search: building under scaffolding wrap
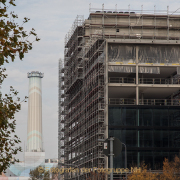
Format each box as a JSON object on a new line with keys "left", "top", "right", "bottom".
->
{"left": 59, "top": 7, "right": 180, "bottom": 179}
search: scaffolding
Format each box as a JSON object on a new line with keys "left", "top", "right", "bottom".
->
{"left": 60, "top": 13, "right": 107, "bottom": 179}
{"left": 58, "top": 58, "right": 64, "bottom": 180}
{"left": 59, "top": 8, "right": 180, "bottom": 180}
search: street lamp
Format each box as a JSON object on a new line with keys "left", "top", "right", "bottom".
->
{"left": 98, "top": 137, "right": 122, "bottom": 180}
{"left": 122, "top": 142, "right": 127, "bottom": 180}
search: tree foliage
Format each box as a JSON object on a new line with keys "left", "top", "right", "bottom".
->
{"left": 86, "top": 171, "right": 106, "bottom": 180}
{"left": 0, "top": 0, "right": 40, "bottom": 65}
{"left": 128, "top": 156, "right": 180, "bottom": 180}
{"left": 127, "top": 162, "right": 159, "bottom": 180}
{"left": 29, "top": 166, "right": 50, "bottom": 180}
{"left": 0, "top": 85, "right": 24, "bottom": 173}
{"left": 160, "top": 156, "right": 180, "bottom": 180}
{"left": 0, "top": 0, "right": 39, "bottom": 173}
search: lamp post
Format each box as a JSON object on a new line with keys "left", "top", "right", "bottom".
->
{"left": 109, "top": 137, "right": 114, "bottom": 180}
{"left": 99, "top": 137, "right": 122, "bottom": 180}
{"left": 122, "top": 142, "right": 127, "bottom": 180}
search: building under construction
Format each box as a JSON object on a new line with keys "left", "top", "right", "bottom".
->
{"left": 59, "top": 7, "right": 180, "bottom": 179}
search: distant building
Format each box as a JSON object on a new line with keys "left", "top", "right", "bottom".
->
{"left": 27, "top": 71, "right": 44, "bottom": 152}
{"left": 59, "top": 8, "right": 180, "bottom": 179}
{"left": 1, "top": 71, "right": 53, "bottom": 179}
{"left": 1, "top": 159, "right": 58, "bottom": 179}
{"left": 24, "top": 71, "right": 45, "bottom": 176}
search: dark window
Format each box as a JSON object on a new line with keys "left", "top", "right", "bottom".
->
{"left": 108, "top": 106, "right": 180, "bottom": 169}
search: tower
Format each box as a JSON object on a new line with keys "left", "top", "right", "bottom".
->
{"left": 27, "top": 71, "right": 44, "bottom": 152}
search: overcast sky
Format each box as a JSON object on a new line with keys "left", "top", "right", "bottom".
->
{"left": 1, "top": 0, "right": 179, "bottom": 161}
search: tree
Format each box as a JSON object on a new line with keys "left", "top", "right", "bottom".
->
{"left": 127, "top": 156, "right": 180, "bottom": 180}
{"left": 127, "top": 162, "right": 159, "bottom": 180}
{"left": 50, "top": 166, "right": 59, "bottom": 180}
{"left": 0, "top": 0, "right": 39, "bottom": 173}
{"left": 86, "top": 171, "right": 106, "bottom": 180}
{"left": 160, "top": 155, "right": 180, "bottom": 180}
{"left": 29, "top": 166, "right": 50, "bottom": 180}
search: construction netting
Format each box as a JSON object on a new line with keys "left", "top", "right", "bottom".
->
{"left": 108, "top": 44, "right": 180, "bottom": 64}
{"left": 108, "top": 66, "right": 160, "bottom": 74}
{"left": 108, "top": 44, "right": 136, "bottom": 63}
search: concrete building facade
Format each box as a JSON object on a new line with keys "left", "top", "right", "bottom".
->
{"left": 59, "top": 8, "right": 180, "bottom": 179}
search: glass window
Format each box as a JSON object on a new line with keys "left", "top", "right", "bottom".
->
{"left": 153, "top": 109, "right": 168, "bottom": 126}
{"left": 108, "top": 106, "right": 180, "bottom": 169}
{"left": 139, "top": 130, "right": 153, "bottom": 147}
{"left": 169, "top": 109, "right": 180, "bottom": 127}
{"left": 169, "top": 131, "right": 180, "bottom": 147}
{"left": 109, "top": 107, "right": 121, "bottom": 125}
{"left": 139, "top": 108, "right": 153, "bottom": 126}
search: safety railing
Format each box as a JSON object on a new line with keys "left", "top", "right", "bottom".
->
{"left": 109, "top": 98, "right": 180, "bottom": 106}
{"left": 109, "top": 77, "right": 135, "bottom": 83}
{"left": 139, "top": 78, "right": 180, "bottom": 85}
{"left": 109, "top": 98, "right": 136, "bottom": 105}
{"left": 108, "top": 77, "right": 180, "bottom": 85}
{"left": 139, "top": 99, "right": 180, "bottom": 106}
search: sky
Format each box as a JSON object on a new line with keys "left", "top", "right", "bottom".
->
{"left": 1, "top": 0, "right": 179, "bottom": 161}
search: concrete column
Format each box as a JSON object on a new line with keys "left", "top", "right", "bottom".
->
{"left": 135, "top": 46, "right": 140, "bottom": 166}
{"left": 102, "top": 5, "right": 104, "bottom": 37}
{"left": 105, "top": 41, "right": 108, "bottom": 172}
{"left": 136, "top": 46, "right": 139, "bottom": 105}
{"left": 167, "top": 6, "right": 169, "bottom": 40}
{"left": 141, "top": 93, "right": 144, "bottom": 105}
{"left": 137, "top": 110, "right": 140, "bottom": 167}
{"left": 171, "top": 75, "right": 173, "bottom": 84}
{"left": 171, "top": 94, "right": 173, "bottom": 106}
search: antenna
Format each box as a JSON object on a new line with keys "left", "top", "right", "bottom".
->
{"left": 102, "top": 3, "right": 104, "bottom": 11}
{"left": 167, "top": 5, "right": 169, "bottom": 15}
{"left": 141, "top": 5, "right": 143, "bottom": 14}
{"left": 89, "top": 3, "right": 91, "bottom": 13}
